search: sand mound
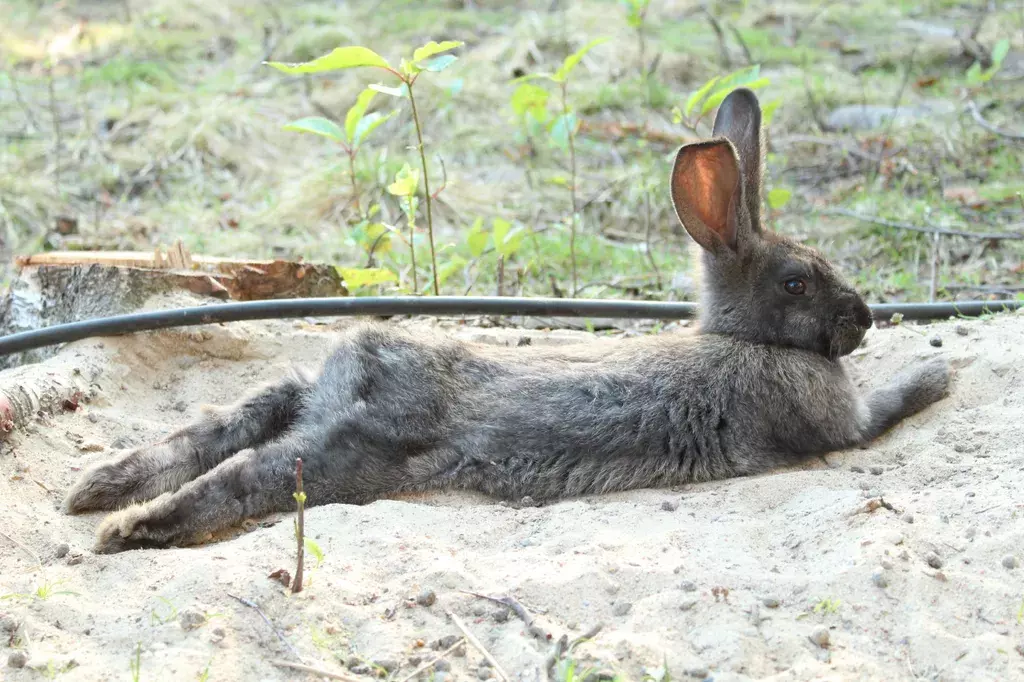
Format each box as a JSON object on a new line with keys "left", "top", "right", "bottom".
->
{"left": 1, "top": 311, "right": 1022, "bottom": 681}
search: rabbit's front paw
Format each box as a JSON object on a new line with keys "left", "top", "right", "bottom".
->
{"left": 64, "top": 459, "right": 137, "bottom": 514}
{"left": 902, "top": 357, "right": 950, "bottom": 413}
{"left": 93, "top": 503, "right": 157, "bottom": 554}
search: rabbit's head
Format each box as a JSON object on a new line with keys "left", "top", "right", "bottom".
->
{"left": 670, "top": 88, "right": 872, "bottom": 360}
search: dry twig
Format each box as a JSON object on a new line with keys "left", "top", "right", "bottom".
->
{"left": 966, "top": 101, "right": 1024, "bottom": 141}
{"left": 396, "top": 637, "right": 467, "bottom": 682}
{"left": 446, "top": 610, "right": 510, "bottom": 681}
{"left": 270, "top": 660, "right": 361, "bottom": 681}
{"left": 822, "top": 208, "right": 1024, "bottom": 241}
{"left": 226, "top": 593, "right": 302, "bottom": 660}
{"left": 292, "top": 457, "right": 305, "bottom": 594}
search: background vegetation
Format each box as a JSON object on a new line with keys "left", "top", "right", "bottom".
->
{"left": 1, "top": 0, "right": 1021, "bottom": 304}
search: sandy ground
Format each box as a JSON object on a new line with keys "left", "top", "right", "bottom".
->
{"left": 0, "top": 307, "right": 1022, "bottom": 682}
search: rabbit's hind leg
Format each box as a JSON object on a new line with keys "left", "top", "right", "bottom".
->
{"left": 92, "top": 430, "right": 325, "bottom": 553}
{"left": 64, "top": 370, "right": 312, "bottom": 514}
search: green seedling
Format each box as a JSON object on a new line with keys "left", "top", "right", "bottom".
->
{"left": 267, "top": 40, "right": 465, "bottom": 296}
{"left": 966, "top": 39, "right": 1009, "bottom": 86}
{"left": 282, "top": 87, "right": 398, "bottom": 217}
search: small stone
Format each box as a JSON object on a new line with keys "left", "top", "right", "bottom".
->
{"left": 433, "top": 659, "right": 451, "bottom": 672}
{"left": 209, "top": 627, "right": 226, "bottom": 644}
{"left": 679, "top": 598, "right": 698, "bottom": 611}
{"left": 954, "top": 324, "right": 968, "bottom": 336}
{"left": 7, "top": 651, "right": 28, "bottom": 668}
{"left": 0, "top": 614, "right": 19, "bottom": 636}
{"left": 178, "top": 608, "right": 206, "bottom": 631}
{"left": 850, "top": 466, "right": 865, "bottom": 473}
{"left": 679, "top": 580, "right": 697, "bottom": 592}
{"left": 685, "top": 665, "right": 709, "bottom": 678}
{"left": 86, "top": 413, "right": 99, "bottom": 423}
{"left": 433, "top": 635, "right": 460, "bottom": 650}
{"left": 492, "top": 608, "right": 509, "bottom": 623}
{"left": 810, "top": 627, "right": 831, "bottom": 648}
{"left": 350, "top": 664, "right": 372, "bottom": 675}
{"left": 880, "top": 559, "right": 894, "bottom": 570}
{"left": 902, "top": 513, "right": 915, "bottom": 524}
{"left": 519, "top": 496, "right": 537, "bottom": 507}
{"left": 612, "top": 602, "right": 632, "bottom": 617}
{"left": 660, "top": 500, "right": 678, "bottom": 512}
{"left": 66, "top": 552, "right": 84, "bottom": 566}
{"left": 1001, "top": 555, "right": 1019, "bottom": 570}
{"left": 925, "top": 552, "right": 943, "bottom": 569}
{"left": 78, "top": 440, "right": 105, "bottom": 452}
{"left": 54, "top": 543, "right": 70, "bottom": 559}
{"left": 871, "top": 569, "right": 889, "bottom": 588}
{"left": 374, "top": 659, "right": 399, "bottom": 673}
{"left": 172, "top": 401, "right": 188, "bottom": 413}
{"left": 869, "top": 466, "right": 884, "bottom": 475}
{"left": 478, "top": 666, "right": 494, "bottom": 680}
{"left": 761, "top": 597, "right": 780, "bottom": 608}
{"left": 929, "top": 335, "right": 943, "bottom": 348}
{"left": 416, "top": 589, "right": 436, "bottom": 607}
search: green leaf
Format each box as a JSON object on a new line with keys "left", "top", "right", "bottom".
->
{"left": 700, "top": 74, "right": 769, "bottom": 116}
{"left": 292, "top": 491, "right": 307, "bottom": 504}
{"left": 767, "top": 188, "right": 792, "bottom": 210}
{"left": 387, "top": 164, "right": 419, "bottom": 197}
{"left": 352, "top": 109, "right": 398, "bottom": 146}
{"left": 549, "top": 111, "right": 578, "bottom": 150}
{"left": 419, "top": 54, "right": 458, "bottom": 72}
{"left": 303, "top": 538, "right": 325, "bottom": 567}
{"left": 511, "top": 83, "right": 550, "bottom": 120}
{"left": 344, "top": 88, "right": 377, "bottom": 142}
{"left": 761, "top": 98, "right": 782, "bottom": 126}
{"left": 466, "top": 218, "right": 489, "bottom": 257}
{"left": 356, "top": 222, "right": 393, "bottom": 255}
{"left": 553, "top": 37, "right": 609, "bottom": 83}
{"left": 684, "top": 76, "right": 719, "bottom": 117}
{"left": 492, "top": 217, "right": 512, "bottom": 249}
{"left": 412, "top": 40, "right": 463, "bottom": 64}
{"left": 266, "top": 46, "right": 390, "bottom": 74}
{"left": 282, "top": 116, "right": 345, "bottom": 143}
{"left": 336, "top": 267, "right": 398, "bottom": 289}
{"left": 990, "top": 39, "right": 1010, "bottom": 68}
{"left": 498, "top": 226, "right": 526, "bottom": 257}
{"left": 436, "top": 255, "right": 467, "bottom": 287}
{"left": 369, "top": 82, "right": 407, "bottom": 97}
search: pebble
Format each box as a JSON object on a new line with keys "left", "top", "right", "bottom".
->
{"left": 612, "top": 602, "right": 632, "bottom": 617}
{"left": 762, "top": 596, "right": 780, "bottom": 608}
{"left": 679, "top": 598, "right": 698, "bottom": 611}
{"left": 66, "top": 552, "right": 84, "bottom": 566}
{"left": 869, "top": 466, "right": 884, "bottom": 475}
{"left": 660, "top": 500, "right": 678, "bottom": 512}
{"left": 433, "top": 659, "right": 452, "bottom": 672}
{"left": 1001, "top": 555, "right": 1019, "bottom": 570}
{"left": 680, "top": 580, "right": 697, "bottom": 592}
{"left": 416, "top": 589, "right": 437, "bottom": 607}
{"left": 850, "top": 465, "right": 865, "bottom": 473}
{"left": 954, "top": 324, "right": 968, "bottom": 336}
{"left": 209, "top": 627, "right": 226, "bottom": 644}
{"left": 433, "top": 635, "right": 460, "bottom": 650}
{"left": 685, "top": 665, "right": 710, "bottom": 678}
{"left": 929, "top": 335, "right": 943, "bottom": 348}
{"left": 78, "top": 440, "right": 105, "bottom": 452}
{"left": 478, "top": 666, "right": 494, "bottom": 680}
{"left": 173, "top": 401, "right": 188, "bottom": 413}
{"left": 54, "top": 543, "right": 70, "bottom": 559}
{"left": 178, "top": 608, "right": 206, "bottom": 631}
{"left": 810, "top": 627, "right": 831, "bottom": 648}
{"left": 7, "top": 651, "right": 28, "bottom": 669}
{"left": 925, "top": 552, "right": 943, "bottom": 569}
{"left": 0, "top": 614, "right": 19, "bottom": 636}
{"left": 871, "top": 569, "right": 889, "bottom": 588}
{"left": 902, "top": 513, "right": 915, "bottom": 524}
{"left": 492, "top": 608, "right": 509, "bottom": 623}
{"left": 86, "top": 413, "right": 99, "bottom": 423}
{"left": 374, "top": 659, "right": 398, "bottom": 673}
{"left": 880, "top": 559, "right": 894, "bottom": 570}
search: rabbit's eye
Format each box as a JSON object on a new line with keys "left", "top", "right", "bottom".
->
{"left": 783, "top": 278, "right": 807, "bottom": 295}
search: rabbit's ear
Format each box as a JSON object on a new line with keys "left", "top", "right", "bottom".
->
{"left": 712, "top": 88, "right": 763, "bottom": 230}
{"left": 670, "top": 139, "right": 742, "bottom": 252}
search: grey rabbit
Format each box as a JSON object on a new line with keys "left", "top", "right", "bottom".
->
{"left": 63, "top": 88, "right": 950, "bottom": 554}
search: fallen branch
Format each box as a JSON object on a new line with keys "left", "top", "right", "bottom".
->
{"left": 459, "top": 590, "right": 549, "bottom": 639}
{"left": 270, "top": 660, "right": 361, "bottom": 681}
{"left": 578, "top": 119, "right": 694, "bottom": 148}
{"left": 821, "top": 208, "right": 1024, "bottom": 241}
{"left": 445, "top": 610, "right": 510, "bottom": 681}
{"left": 395, "top": 637, "right": 467, "bottom": 682}
{"left": 966, "top": 101, "right": 1024, "bottom": 141}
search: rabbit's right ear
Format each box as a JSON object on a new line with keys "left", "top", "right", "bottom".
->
{"left": 670, "top": 139, "right": 743, "bottom": 253}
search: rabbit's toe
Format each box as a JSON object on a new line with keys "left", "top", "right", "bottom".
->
{"left": 906, "top": 357, "right": 951, "bottom": 410}
{"left": 64, "top": 462, "right": 133, "bottom": 514}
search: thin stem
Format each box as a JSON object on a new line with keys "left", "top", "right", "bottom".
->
{"left": 291, "top": 458, "right": 305, "bottom": 594}
{"left": 48, "top": 65, "right": 62, "bottom": 200}
{"left": 561, "top": 81, "right": 579, "bottom": 297}
{"left": 347, "top": 149, "right": 360, "bottom": 216}
{"left": 406, "top": 197, "right": 419, "bottom": 292}
{"left": 406, "top": 83, "right": 439, "bottom": 296}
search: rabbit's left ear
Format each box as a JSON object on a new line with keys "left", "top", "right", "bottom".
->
{"left": 670, "top": 139, "right": 743, "bottom": 254}
{"left": 711, "top": 88, "right": 764, "bottom": 234}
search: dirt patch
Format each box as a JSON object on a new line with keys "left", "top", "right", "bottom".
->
{"left": 1, "top": 312, "right": 1022, "bottom": 680}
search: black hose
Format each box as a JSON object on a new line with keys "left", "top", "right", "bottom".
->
{"left": 0, "top": 296, "right": 1018, "bottom": 358}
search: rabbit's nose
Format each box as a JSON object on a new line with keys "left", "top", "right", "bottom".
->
{"left": 853, "top": 299, "right": 873, "bottom": 329}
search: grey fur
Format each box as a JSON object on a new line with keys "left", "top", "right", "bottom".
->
{"left": 63, "top": 89, "right": 950, "bottom": 553}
